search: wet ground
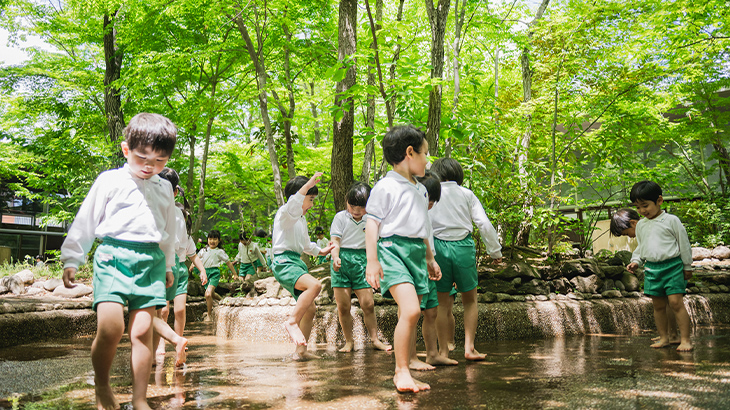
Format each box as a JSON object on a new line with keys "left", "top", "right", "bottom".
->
{"left": 1, "top": 323, "right": 730, "bottom": 409}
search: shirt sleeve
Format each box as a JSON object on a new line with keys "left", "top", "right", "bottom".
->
{"left": 281, "top": 193, "right": 305, "bottom": 228}
{"left": 186, "top": 237, "right": 197, "bottom": 257}
{"left": 672, "top": 216, "right": 693, "bottom": 270}
{"left": 303, "top": 241, "right": 320, "bottom": 256}
{"left": 60, "top": 174, "right": 110, "bottom": 269}
{"left": 254, "top": 245, "right": 267, "bottom": 267}
{"left": 218, "top": 248, "right": 230, "bottom": 263}
{"left": 366, "top": 182, "right": 392, "bottom": 223}
{"left": 234, "top": 243, "right": 244, "bottom": 263}
{"left": 469, "top": 190, "right": 502, "bottom": 259}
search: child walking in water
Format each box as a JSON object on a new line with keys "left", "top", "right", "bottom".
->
{"left": 366, "top": 125, "right": 441, "bottom": 393}
{"left": 235, "top": 230, "right": 267, "bottom": 281}
{"left": 429, "top": 158, "right": 502, "bottom": 361}
{"left": 192, "top": 230, "right": 237, "bottom": 322}
{"left": 271, "top": 173, "right": 334, "bottom": 360}
{"left": 625, "top": 181, "right": 694, "bottom": 351}
{"left": 60, "top": 113, "right": 178, "bottom": 410}
{"left": 330, "top": 182, "right": 391, "bottom": 353}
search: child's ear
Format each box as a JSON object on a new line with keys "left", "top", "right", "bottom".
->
{"left": 630, "top": 220, "right": 638, "bottom": 228}
{"left": 405, "top": 146, "right": 414, "bottom": 157}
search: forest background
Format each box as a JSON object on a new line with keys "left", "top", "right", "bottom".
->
{"left": 0, "top": 0, "right": 729, "bottom": 260}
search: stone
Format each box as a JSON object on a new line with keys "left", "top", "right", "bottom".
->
{"left": 711, "top": 246, "right": 730, "bottom": 260}
{"left": 570, "top": 274, "right": 604, "bottom": 294}
{"left": 257, "top": 298, "right": 268, "bottom": 306}
{"left": 615, "top": 280, "right": 626, "bottom": 291}
{"left": 478, "top": 278, "right": 517, "bottom": 294}
{"left": 279, "top": 288, "right": 292, "bottom": 299}
{"left": 187, "top": 281, "right": 204, "bottom": 297}
{"left": 25, "top": 287, "right": 44, "bottom": 296}
{"left": 31, "top": 281, "right": 45, "bottom": 289}
{"left": 263, "top": 279, "right": 281, "bottom": 298}
{"left": 373, "top": 293, "right": 385, "bottom": 305}
{"left": 690, "top": 287, "right": 700, "bottom": 294}
{"left": 517, "top": 279, "right": 549, "bottom": 295}
{"left": 698, "top": 287, "right": 711, "bottom": 294}
{"left": 478, "top": 292, "right": 496, "bottom": 303}
{"left": 280, "top": 297, "right": 292, "bottom": 306}
{"left": 267, "top": 298, "right": 279, "bottom": 306}
{"left": 242, "top": 298, "right": 253, "bottom": 306}
{"left": 254, "top": 276, "right": 277, "bottom": 294}
{"left": 512, "top": 295, "right": 526, "bottom": 302}
{"left": 603, "top": 279, "right": 615, "bottom": 293}
{"left": 601, "top": 290, "right": 623, "bottom": 298}
{"left": 524, "top": 295, "right": 536, "bottom": 301}
{"left": 602, "top": 265, "right": 627, "bottom": 279}
{"left": 620, "top": 291, "right": 629, "bottom": 297}
{"left": 591, "top": 294, "right": 604, "bottom": 299}
{"left": 626, "top": 291, "right": 642, "bottom": 298}
{"left": 14, "top": 269, "right": 34, "bottom": 284}
{"left": 314, "top": 296, "right": 331, "bottom": 305}
{"left": 692, "top": 247, "right": 712, "bottom": 261}
{"left": 52, "top": 283, "right": 92, "bottom": 298}
{"left": 567, "top": 293, "right": 583, "bottom": 300}
{"left": 454, "top": 293, "right": 463, "bottom": 305}
{"left": 1, "top": 275, "right": 25, "bottom": 295}
{"left": 290, "top": 298, "right": 296, "bottom": 306}
{"left": 559, "top": 261, "right": 585, "bottom": 279}
{"left": 620, "top": 272, "right": 641, "bottom": 292}
{"left": 709, "top": 286, "right": 721, "bottom": 293}
{"left": 494, "top": 262, "right": 540, "bottom": 281}
{"left": 234, "top": 299, "right": 244, "bottom": 307}
{"left": 0, "top": 285, "right": 7, "bottom": 295}
{"left": 535, "top": 295, "right": 549, "bottom": 301}
{"left": 320, "top": 276, "right": 332, "bottom": 299}
{"left": 495, "top": 293, "right": 514, "bottom": 302}
{"left": 719, "top": 285, "right": 729, "bottom": 293}
{"left": 549, "top": 278, "right": 571, "bottom": 294}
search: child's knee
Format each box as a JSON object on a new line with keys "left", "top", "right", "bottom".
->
{"left": 359, "top": 297, "right": 374, "bottom": 311}
{"left": 310, "top": 280, "right": 322, "bottom": 294}
{"left": 337, "top": 301, "right": 351, "bottom": 314}
{"left": 423, "top": 308, "right": 437, "bottom": 322}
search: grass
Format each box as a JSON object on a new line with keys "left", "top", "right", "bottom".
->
{"left": 0, "top": 261, "right": 92, "bottom": 282}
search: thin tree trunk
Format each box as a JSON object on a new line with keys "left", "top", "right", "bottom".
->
{"left": 446, "top": 0, "right": 467, "bottom": 158}
{"left": 425, "top": 0, "right": 451, "bottom": 156}
{"left": 185, "top": 124, "right": 197, "bottom": 204}
{"left": 332, "top": 0, "right": 357, "bottom": 212}
{"left": 193, "top": 84, "right": 217, "bottom": 234}
{"left": 309, "top": 82, "right": 322, "bottom": 147}
{"left": 103, "top": 11, "right": 125, "bottom": 164}
{"left": 361, "top": 0, "right": 382, "bottom": 183}
{"left": 277, "top": 23, "right": 296, "bottom": 180}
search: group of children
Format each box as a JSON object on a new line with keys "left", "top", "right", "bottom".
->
{"left": 59, "top": 113, "right": 697, "bottom": 406}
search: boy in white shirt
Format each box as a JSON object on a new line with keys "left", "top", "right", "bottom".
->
{"left": 315, "top": 226, "right": 330, "bottom": 264}
{"left": 235, "top": 230, "right": 267, "bottom": 280}
{"left": 271, "top": 173, "right": 334, "bottom": 360}
{"left": 366, "top": 125, "right": 441, "bottom": 393}
{"left": 626, "top": 181, "right": 693, "bottom": 351}
{"left": 60, "top": 113, "right": 178, "bottom": 410}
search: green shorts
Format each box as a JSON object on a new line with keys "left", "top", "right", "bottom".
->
{"left": 92, "top": 237, "right": 166, "bottom": 312}
{"left": 164, "top": 254, "right": 181, "bottom": 302}
{"left": 643, "top": 256, "right": 687, "bottom": 297}
{"left": 205, "top": 267, "right": 221, "bottom": 288}
{"left": 434, "top": 235, "right": 478, "bottom": 293}
{"left": 331, "top": 248, "right": 370, "bottom": 290}
{"left": 420, "top": 280, "right": 439, "bottom": 310}
{"left": 272, "top": 251, "right": 307, "bottom": 300}
{"left": 253, "top": 259, "right": 263, "bottom": 268}
{"left": 450, "top": 286, "right": 458, "bottom": 297}
{"left": 239, "top": 262, "right": 256, "bottom": 278}
{"left": 378, "top": 236, "right": 428, "bottom": 299}
{"left": 176, "top": 260, "right": 188, "bottom": 297}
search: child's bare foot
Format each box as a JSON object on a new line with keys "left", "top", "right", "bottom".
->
{"left": 175, "top": 337, "right": 188, "bottom": 367}
{"left": 465, "top": 349, "right": 487, "bottom": 361}
{"left": 411, "top": 378, "right": 431, "bottom": 391}
{"left": 95, "top": 384, "right": 120, "bottom": 410}
{"left": 676, "top": 341, "right": 693, "bottom": 352}
{"left": 293, "top": 351, "right": 321, "bottom": 361}
{"left": 202, "top": 312, "right": 211, "bottom": 322}
{"left": 448, "top": 342, "right": 456, "bottom": 351}
{"left": 650, "top": 339, "right": 671, "bottom": 348}
{"left": 393, "top": 370, "right": 420, "bottom": 393}
{"left": 409, "top": 358, "right": 435, "bottom": 371}
{"left": 669, "top": 336, "right": 681, "bottom": 344}
{"left": 130, "top": 401, "right": 152, "bottom": 410}
{"left": 371, "top": 339, "right": 392, "bottom": 351}
{"left": 283, "top": 322, "right": 307, "bottom": 345}
{"left": 427, "top": 355, "right": 459, "bottom": 366}
{"left": 338, "top": 342, "right": 354, "bottom": 353}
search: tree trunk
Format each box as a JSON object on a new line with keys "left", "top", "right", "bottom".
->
{"left": 425, "top": 0, "right": 451, "bottom": 157}
{"left": 193, "top": 84, "right": 217, "bottom": 235}
{"left": 331, "top": 0, "right": 357, "bottom": 212}
{"left": 361, "top": 0, "right": 382, "bottom": 184}
{"left": 278, "top": 24, "right": 297, "bottom": 180}
{"left": 446, "top": 0, "right": 467, "bottom": 158}
{"left": 309, "top": 82, "right": 322, "bottom": 147}
{"left": 103, "top": 11, "right": 125, "bottom": 163}
{"left": 185, "top": 123, "right": 197, "bottom": 205}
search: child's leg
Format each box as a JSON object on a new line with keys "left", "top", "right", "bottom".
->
{"left": 650, "top": 296, "right": 671, "bottom": 348}
{"left": 423, "top": 307, "right": 458, "bottom": 366}
{"left": 448, "top": 295, "right": 456, "bottom": 351}
{"left": 353, "top": 288, "right": 392, "bottom": 351}
{"left": 285, "top": 274, "right": 322, "bottom": 346}
{"left": 462, "top": 288, "right": 485, "bottom": 360}
{"left": 389, "top": 283, "right": 428, "bottom": 393}
{"left": 294, "top": 302, "right": 321, "bottom": 360}
{"left": 154, "top": 302, "right": 170, "bottom": 354}
{"left": 204, "top": 285, "right": 215, "bottom": 320}
{"left": 667, "top": 294, "right": 693, "bottom": 351}
{"left": 173, "top": 293, "right": 187, "bottom": 337}
{"left": 128, "top": 306, "right": 156, "bottom": 410}
{"left": 436, "top": 291, "right": 454, "bottom": 357}
{"left": 667, "top": 305, "right": 680, "bottom": 342}
{"left": 91, "top": 302, "right": 124, "bottom": 410}
{"left": 152, "top": 316, "right": 188, "bottom": 366}
{"left": 334, "top": 287, "right": 355, "bottom": 352}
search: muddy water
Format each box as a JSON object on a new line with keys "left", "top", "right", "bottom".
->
{"left": 2, "top": 322, "right": 730, "bottom": 409}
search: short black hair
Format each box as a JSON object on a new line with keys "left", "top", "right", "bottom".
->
{"left": 430, "top": 158, "right": 464, "bottom": 185}
{"left": 285, "top": 175, "right": 319, "bottom": 199}
{"left": 382, "top": 125, "right": 427, "bottom": 166}
{"left": 314, "top": 226, "right": 324, "bottom": 234}
{"left": 124, "top": 113, "right": 177, "bottom": 156}
{"left": 630, "top": 180, "right": 662, "bottom": 204}
{"left": 158, "top": 167, "right": 179, "bottom": 192}
{"left": 254, "top": 228, "right": 268, "bottom": 238}
{"left": 207, "top": 229, "right": 223, "bottom": 245}
{"left": 610, "top": 208, "right": 641, "bottom": 236}
{"left": 240, "top": 230, "right": 250, "bottom": 241}
{"left": 346, "top": 182, "right": 371, "bottom": 207}
{"left": 416, "top": 170, "right": 441, "bottom": 202}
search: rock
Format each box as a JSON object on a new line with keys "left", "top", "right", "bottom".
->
{"left": 373, "top": 293, "right": 385, "bottom": 305}
{"left": 517, "top": 279, "right": 549, "bottom": 295}
{"left": 455, "top": 293, "right": 462, "bottom": 305}
{"left": 692, "top": 247, "right": 712, "bottom": 261}
{"left": 495, "top": 293, "right": 514, "bottom": 302}
{"left": 25, "top": 287, "right": 44, "bottom": 296}
{"left": 257, "top": 298, "right": 268, "bottom": 306}
{"left": 535, "top": 295, "right": 549, "bottom": 301}
{"left": 615, "top": 280, "right": 626, "bottom": 291}
{"left": 320, "top": 276, "right": 332, "bottom": 299}
{"left": 43, "top": 278, "right": 64, "bottom": 291}
{"left": 0, "top": 275, "right": 24, "bottom": 295}
{"left": 290, "top": 298, "right": 296, "bottom": 306}
{"left": 280, "top": 297, "right": 292, "bottom": 306}
{"left": 267, "top": 298, "right": 279, "bottom": 306}
{"left": 590, "top": 294, "right": 604, "bottom": 299}
{"left": 620, "top": 272, "right": 641, "bottom": 292}
{"left": 479, "top": 292, "right": 496, "bottom": 303}
{"left": 569, "top": 275, "right": 604, "bottom": 294}
{"left": 279, "top": 288, "right": 292, "bottom": 298}
{"left": 187, "top": 281, "right": 204, "bottom": 297}
{"left": 708, "top": 285, "right": 721, "bottom": 293}
{"left": 698, "top": 287, "right": 711, "bottom": 293}
{"left": 512, "top": 295, "right": 526, "bottom": 302}
{"left": 494, "top": 262, "right": 540, "bottom": 281}
{"left": 626, "top": 291, "right": 642, "bottom": 298}
{"left": 602, "top": 265, "right": 627, "bottom": 279}
{"left": 620, "top": 291, "right": 629, "bottom": 297}
{"left": 711, "top": 246, "right": 730, "bottom": 260}
{"left": 524, "top": 295, "right": 536, "bottom": 301}
{"left": 690, "top": 287, "right": 700, "bottom": 294}
{"left": 601, "top": 290, "right": 623, "bottom": 298}
{"left": 478, "top": 278, "right": 517, "bottom": 294}
{"left": 603, "top": 279, "right": 615, "bottom": 293}
{"left": 719, "top": 285, "right": 729, "bottom": 293}
{"left": 14, "top": 269, "right": 34, "bottom": 284}
{"left": 314, "top": 296, "right": 331, "bottom": 305}
{"left": 254, "top": 276, "right": 277, "bottom": 294}
{"left": 511, "top": 278, "right": 522, "bottom": 287}
{"left": 567, "top": 292, "right": 583, "bottom": 300}
{"left": 242, "top": 298, "right": 253, "bottom": 306}
{"left": 52, "top": 283, "right": 92, "bottom": 298}
{"left": 549, "top": 278, "right": 572, "bottom": 294}
{"left": 0, "top": 285, "right": 7, "bottom": 295}
{"left": 263, "top": 279, "right": 281, "bottom": 298}
{"left": 559, "top": 261, "right": 585, "bottom": 279}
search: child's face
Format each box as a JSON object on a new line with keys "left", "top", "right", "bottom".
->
{"left": 121, "top": 142, "right": 170, "bottom": 180}
{"left": 621, "top": 220, "right": 638, "bottom": 238}
{"left": 407, "top": 140, "right": 430, "bottom": 178}
{"left": 347, "top": 203, "right": 366, "bottom": 220}
{"left": 208, "top": 237, "right": 220, "bottom": 248}
{"left": 316, "top": 233, "right": 324, "bottom": 239}
{"left": 635, "top": 197, "right": 663, "bottom": 220}
{"left": 240, "top": 238, "right": 250, "bottom": 245}
{"left": 428, "top": 200, "right": 436, "bottom": 210}
{"left": 302, "top": 194, "right": 316, "bottom": 214}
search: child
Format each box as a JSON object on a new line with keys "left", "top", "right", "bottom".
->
{"left": 235, "top": 230, "right": 267, "bottom": 280}
{"left": 60, "top": 112, "right": 178, "bottom": 410}
{"left": 271, "top": 173, "right": 334, "bottom": 360}
{"left": 625, "top": 181, "right": 693, "bottom": 351}
{"left": 365, "top": 125, "right": 441, "bottom": 393}
{"left": 330, "top": 182, "right": 391, "bottom": 353}
{"left": 256, "top": 229, "right": 273, "bottom": 269}
{"left": 315, "top": 226, "right": 330, "bottom": 264}
{"left": 611, "top": 208, "right": 680, "bottom": 345}
{"left": 429, "top": 157, "right": 502, "bottom": 361}
{"left": 192, "top": 230, "right": 237, "bottom": 322}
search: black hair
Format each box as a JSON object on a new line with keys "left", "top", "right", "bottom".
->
{"left": 416, "top": 170, "right": 441, "bottom": 202}
{"left": 254, "top": 229, "right": 268, "bottom": 238}
{"left": 346, "top": 182, "right": 371, "bottom": 207}
{"left": 382, "top": 125, "right": 427, "bottom": 166}
{"left": 314, "top": 226, "right": 325, "bottom": 235}
{"left": 240, "top": 230, "right": 250, "bottom": 241}
{"left": 629, "top": 180, "right": 662, "bottom": 204}
{"left": 159, "top": 167, "right": 192, "bottom": 221}
{"left": 430, "top": 157, "right": 464, "bottom": 186}
{"left": 123, "top": 113, "right": 177, "bottom": 156}
{"left": 207, "top": 229, "right": 223, "bottom": 247}
{"left": 180, "top": 207, "right": 192, "bottom": 236}
{"left": 610, "top": 208, "right": 641, "bottom": 237}
{"left": 284, "top": 175, "right": 319, "bottom": 199}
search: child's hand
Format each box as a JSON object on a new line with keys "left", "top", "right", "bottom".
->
{"left": 201, "top": 272, "right": 208, "bottom": 286}
{"left": 684, "top": 270, "right": 693, "bottom": 280}
{"left": 333, "top": 257, "right": 342, "bottom": 271}
{"left": 319, "top": 243, "right": 335, "bottom": 256}
{"left": 493, "top": 257, "right": 503, "bottom": 264}
{"left": 427, "top": 260, "right": 442, "bottom": 281}
{"left": 62, "top": 267, "right": 77, "bottom": 288}
{"left": 305, "top": 172, "right": 324, "bottom": 190}
{"left": 166, "top": 270, "right": 175, "bottom": 288}
{"left": 366, "top": 261, "right": 384, "bottom": 290}
{"left": 627, "top": 262, "right": 638, "bottom": 272}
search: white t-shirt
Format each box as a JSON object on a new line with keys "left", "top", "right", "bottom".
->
{"left": 235, "top": 241, "right": 267, "bottom": 266}
{"left": 367, "top": 171, "right": 430, "bottom": 239}
{"left": 330, "top": 210, "right": 367, "bottom": 249}
{"left": 174, "top": 207, "right": 189, "bottom": 260}
{"left": 198, "top": 247, "right": 230, "bottom": 269}
{"left": 185, "top": 237, "right": 197, "bottom": 258}
{"left": 61, "top": 164, "right": 177, "bottom": 271}
{"left": 272, "top": 193, "right": 320, "bottom": 256}
{"left": 630, "top": 211, "right": 693, "bottom": 270}
{"left": 430, "top": 181, "right": 502, "bottom": 259}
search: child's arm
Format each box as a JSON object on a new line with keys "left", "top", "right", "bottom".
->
{"left": 671, "top": 217, "right": 694, "bottom": 278}
{"left": 226, "top": 261, "right": 237, "bottom": 278}
{"left": 188, "top": 253, "right": 207, "bottom": 285}
{"left": 365, "top": 217, "right": 383, "bottom": 289}
{"left": 424, "top": 238, "right": 442, "bottom": 281}
{"left": 253, "top": 244, "right": 267, "bottom": 269}
{"left": 469, "top": 192, "right": 503, "bottom": 263}
{"left": 331, "top": 237, "right": 342, "bottom": 271}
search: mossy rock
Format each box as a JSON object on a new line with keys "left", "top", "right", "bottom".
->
{"left": 478, "top": 278, "right": 517, "bottom": 295}
{"left": 494, "top": 262, "right": 540, "bottom": 281}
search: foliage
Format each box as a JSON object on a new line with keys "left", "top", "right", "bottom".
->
{"left": 670, "top": 198, "right": 730, "bottom": 248}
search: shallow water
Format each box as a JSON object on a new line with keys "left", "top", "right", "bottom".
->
{"left": 2, "top": 322, "right": 730, "bottom": 409}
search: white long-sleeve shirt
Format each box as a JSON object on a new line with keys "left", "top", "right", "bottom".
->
{"left": 235, "top": 241, "right": 267, "bottom": 266}
{"left": 61, "top": 164, "right": 177, "bottom": 271}
{"left": 272, "top": 193, "right": 320, "bottom": 256}
{"left": 429, "top": 182, "right": 502, "bottom": 259}
{"left": 367, "top": 171, "right": 430, "bottom": 239}
{"left": 630, "top": 211, "right": 693, "bottom": 270}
